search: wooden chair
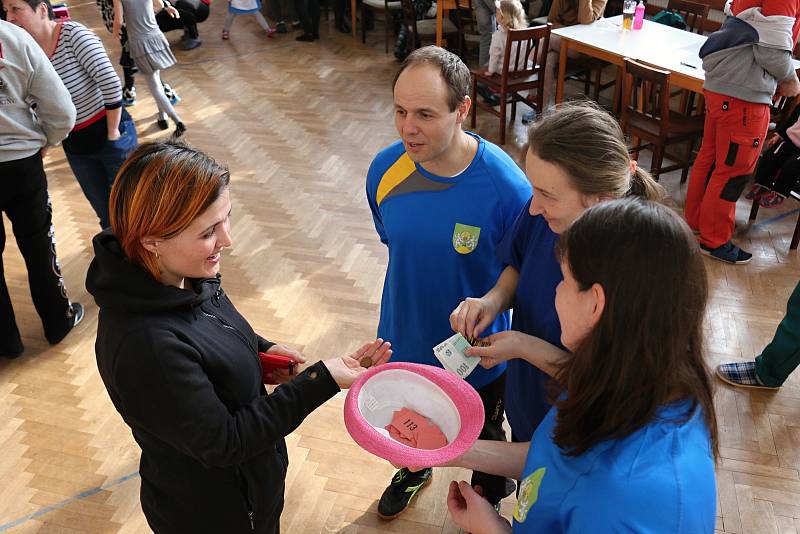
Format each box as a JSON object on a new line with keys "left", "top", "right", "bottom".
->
{"left": 455, "top": 0, "right": 480, "bottom": 57}
{"left": 470, "top": 24, "right": 551, "bottom": 145}
{"left": 620, "top": 58, "right": 705, "bottom": 181}
{"left": 666, "top": 0, "right": 709, "bottom": 33}
{"left": 360, "top": 0, "right": 402, "bottom": 53}
{"left": 398, "top": 0, "right": 462, "bottom": 55}
{"left": 666, "top": 0, "right": 710, "bottom": 115}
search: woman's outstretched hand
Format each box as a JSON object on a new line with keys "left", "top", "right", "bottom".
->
{"left": 323, "top": 339, "right": 392, "bottom": 389}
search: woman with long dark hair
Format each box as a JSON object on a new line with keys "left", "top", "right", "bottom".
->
{"left": 445, "top": 199, "right": 717, "bottom": 532}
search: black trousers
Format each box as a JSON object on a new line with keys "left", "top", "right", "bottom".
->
{"left": 294, "top": 0, "right": 320, "bottom": 35}
{"left": 471, "top": 372, "right": 516, "bottom": 504}
{"left": 0, "top": 153, "right": 73, "bottom": 352}
{"left": 755, "top": 139, "right": 800, "bottom": 198}
{"left": 156, "top": 0, "right": 210, "bottom": 39}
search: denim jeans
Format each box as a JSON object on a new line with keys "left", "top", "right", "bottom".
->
{"left": 65, "top": 116, "right": 138, "bottom": 229}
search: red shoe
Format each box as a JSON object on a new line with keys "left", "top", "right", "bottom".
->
{"left": 222, "top": 29, "right": 230, "bottom": 40}
{"left": 759, "top": 191, "right": 785, "bottom": 208}
{"left": 266, "top": 27, "right": 276, "bottom": 38}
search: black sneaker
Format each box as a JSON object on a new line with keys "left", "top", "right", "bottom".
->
{"left": 181, "top": 37, "right": 202, "bottom": 50}
{"left": 0, "top": 341, "right": 24, "bottom": 359}
{"left": 47, "top": 302, "right": 84, "bottom": 345}
{"left": 157, "top": 118, "right": 169, "bottom": 130}
{"left": 276, "top": 21, "right": 287, "bottom": 33}
{"left": 377, "top": 468, "right": 432, "bottom": 520}
{"left": 173, "top": 121, "right": 187, "bottom": 138}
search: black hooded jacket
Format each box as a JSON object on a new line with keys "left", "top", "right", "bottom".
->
{"left": 86, "top": 229, "right": 340, "bottom": 533}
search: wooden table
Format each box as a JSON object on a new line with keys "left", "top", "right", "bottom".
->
{"left": 552, "top": 16, "right": 706, "bottom": 103}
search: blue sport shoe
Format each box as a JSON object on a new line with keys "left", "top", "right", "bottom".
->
{"left": 163, "top": 83, "right": 181, "bottom": 105}
{"left": 122, "top": 86, "right": 136, "bottom": 107}
{"left": 700, "top": 240, "right": 752, "bottom": 265}
{"left": 521, "top": 109, "right": 536, "bottom": 124}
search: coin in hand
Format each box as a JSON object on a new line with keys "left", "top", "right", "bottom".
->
{"left": 361, "top": 356, "right": 373, "bottom": 368}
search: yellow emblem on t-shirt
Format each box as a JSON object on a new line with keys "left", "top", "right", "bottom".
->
{"left": 514, "top": 467, "right": 546, "bottom": 523}
{"left": 453, "top": 223, "right": 481, "bottom": 254}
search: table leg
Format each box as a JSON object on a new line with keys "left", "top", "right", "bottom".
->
{"left": 351, "top": 0, "right": 357, "bottom": 39}
{"left": 556, "top": 40, "right": 568, "bottom": 104}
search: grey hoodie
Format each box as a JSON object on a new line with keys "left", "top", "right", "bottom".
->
{"left": 700, "top": 5, "right": 797, "bottom": 104}
{"left": 0, "top": 20, "right": 75, "bottom": 163}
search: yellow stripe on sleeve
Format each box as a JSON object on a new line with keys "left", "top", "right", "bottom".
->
{"left": 376, "top": 153, "right": 416, "bottom": 206}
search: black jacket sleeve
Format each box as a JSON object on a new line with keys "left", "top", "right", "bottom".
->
{"left": 110, "top": 328, "right": 340, "bottom": 469}
{"left": 257, "top": 335, "right": 275, "bottom": 353}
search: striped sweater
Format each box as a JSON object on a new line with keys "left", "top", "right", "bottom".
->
{"left": 51, "top": 21, "right": 122, "bottom": 137}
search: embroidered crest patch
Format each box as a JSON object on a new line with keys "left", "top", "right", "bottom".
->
{"left": 452, "top": 223, "right": 480, "bottom": 254}
{"left": 514, "top": 467, "right": 546, "bottom": 523}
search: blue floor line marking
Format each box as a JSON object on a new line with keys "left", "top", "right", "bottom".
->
{"left": 0, "top": 471, "right": 140, "bottom": 532}
{"left": 751, "top": 207, "right": 800, "bottom": 230}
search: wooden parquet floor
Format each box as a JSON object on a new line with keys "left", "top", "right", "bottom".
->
{"left": 2, "top": 2, "right": 800, "bottom": 532}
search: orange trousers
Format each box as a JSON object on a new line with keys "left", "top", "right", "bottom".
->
{"left": 685, "top": 90, "right": 769, "bottom": 249}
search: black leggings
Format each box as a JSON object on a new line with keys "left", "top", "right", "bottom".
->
{"left": 156, "top": 0, "right": 210, "bottom": 39}
{"left": 755, "top": 139, "right": 800, "bottom": 198}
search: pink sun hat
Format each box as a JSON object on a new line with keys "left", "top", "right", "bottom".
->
{"left": 344, "top": 362, "right": 485, "bottom": 467}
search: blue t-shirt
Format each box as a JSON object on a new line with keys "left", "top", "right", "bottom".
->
{"left": 496, "top": 199, "right": 563, "bottom": 441}
{"left": 513, "top": 399, "right": 716, "bottom": 533}
{"left": 366, "top": 133, "right": 531, "bottom": 389}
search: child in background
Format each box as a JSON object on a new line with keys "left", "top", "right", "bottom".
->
{"left": 486, "top": 0, "right": 534, "bottom": 121}
{"left": 96, "top": 0, "right": 181, "bottom": 106}
{"left": 746, "top": 106, "right": 800, "bottom": 208}
{"left": 113, "top": 0, "right": 186, "bottom": 137}
{"left": 222, "top": 0, "right": 276, "bottom": 40}
{"left": 486, "top": 0, "right": 528, "bottom": 76}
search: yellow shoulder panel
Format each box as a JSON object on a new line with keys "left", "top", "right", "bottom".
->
{"left": 376, "top": 153, "right": 416, "bottom": 206}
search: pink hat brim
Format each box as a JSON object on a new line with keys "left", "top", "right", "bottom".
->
{"left": 344, "top": 362, "right": 485, "bottom": 467}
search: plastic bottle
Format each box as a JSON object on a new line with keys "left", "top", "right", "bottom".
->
{"left": 633, "top": 0, "right": 645, "bottom": 30}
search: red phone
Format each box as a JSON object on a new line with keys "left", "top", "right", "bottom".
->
{"left": 258, "top": 352, "right": 295, "bottom": 375}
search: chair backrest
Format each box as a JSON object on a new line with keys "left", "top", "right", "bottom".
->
{"left": 500, "top": 24, "right": 551, "bottom": 83}
{"left": 666, "top": 0, "right": 709, "bottom": 33}
{"left": 621, "top": 58, "right": 672, "bottom": 136}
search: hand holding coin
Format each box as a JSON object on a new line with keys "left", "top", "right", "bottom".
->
{"left": 323, "top": 339, "right": 392, "bottom": 389}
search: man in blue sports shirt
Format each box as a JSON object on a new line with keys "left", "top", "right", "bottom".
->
{"left": 366, "top": 45, "right": 531, "bottom": 519}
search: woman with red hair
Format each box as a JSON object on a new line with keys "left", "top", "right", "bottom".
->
{"left": 87, "top": 140, "right": 391, "bottom": 533}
